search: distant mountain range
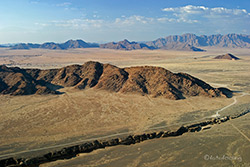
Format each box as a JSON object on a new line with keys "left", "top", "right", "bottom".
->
{"left": 100, "top": 39, "right": 154, "bottom": 50}
{"left": 10, "top": 40, "right": 99, "bottom": 50}
{"left": 2, "top": 33, "right": 250, "bottom": 51}
{"left": 145, "top": 33, "right": 250, "bottom": 48}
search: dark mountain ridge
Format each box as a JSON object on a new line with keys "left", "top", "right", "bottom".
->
{"left": 0, "top": 61, "right": 231, "bottom": 100}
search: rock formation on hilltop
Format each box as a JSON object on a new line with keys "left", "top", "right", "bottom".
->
{"left": 214, "top": 53, "right": 240, "bottom": 60}
{"left": 100, "top": 39, "right": 154, "bottom": 50}
{"left": 0, "top": 61, "right": 231, "bottom": 99}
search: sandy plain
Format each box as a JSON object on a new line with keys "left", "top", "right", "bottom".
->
{"left": 0, "top": 47, "right": 249, "bottom": 166}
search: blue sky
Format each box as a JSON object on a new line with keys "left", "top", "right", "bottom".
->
{"left": 0, "top": 0, "right": 250, "bottom": 43}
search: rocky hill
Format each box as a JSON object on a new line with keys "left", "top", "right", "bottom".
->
{"left": 145, "top": 33, "right": 250, "bottom": 48}
{"left": 214, "top": 53, "right": 240, "bottom": 60}
{"left": 0, "top": 65, "right": 55, "bottom": 95}
{"left": 10, "top": 40, "right": 99, "bottom": 50}
{"left": 0, "top": 61, "right": 230, "bottom": 99}
{"left": 100, "top": 39, "right": 154, "bottom": 50}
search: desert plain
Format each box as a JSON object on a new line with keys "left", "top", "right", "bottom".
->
{"left": 0, "top": 47, "right": 250, "bottom": 167}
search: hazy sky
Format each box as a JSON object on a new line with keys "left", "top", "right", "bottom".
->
{"left": 0, "top": 0, "right": 250, "bottom": 43}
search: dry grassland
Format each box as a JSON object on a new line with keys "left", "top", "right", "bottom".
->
{"left": 0, "top": 47, "right": 249, "bottom": 166}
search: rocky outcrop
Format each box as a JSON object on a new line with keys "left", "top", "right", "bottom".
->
{"left": 0, "top": 61, "right": 229, "bottom": 99}
{"left": 1, "top": 110, "right": 249, "bottom": 167}
{"left": 214, "top": 53, "right": 240, "bottom": 60}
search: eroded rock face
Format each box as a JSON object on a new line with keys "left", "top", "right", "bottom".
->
{"left": 0, "top": 61, "right": 229, "bottom": 99}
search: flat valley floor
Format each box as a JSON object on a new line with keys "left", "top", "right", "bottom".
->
{"left": 0, "top": 47, "right": 249, "bottom": 167}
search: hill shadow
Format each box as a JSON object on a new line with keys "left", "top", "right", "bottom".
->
{"left": 218, "top": 87, "right": 233, "bottom": 98}
{"left": 46, "top": 83, "right": 65, "bottom": 95}
{"left": 37, "top": 80, "right": 65, "bottom": 94}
